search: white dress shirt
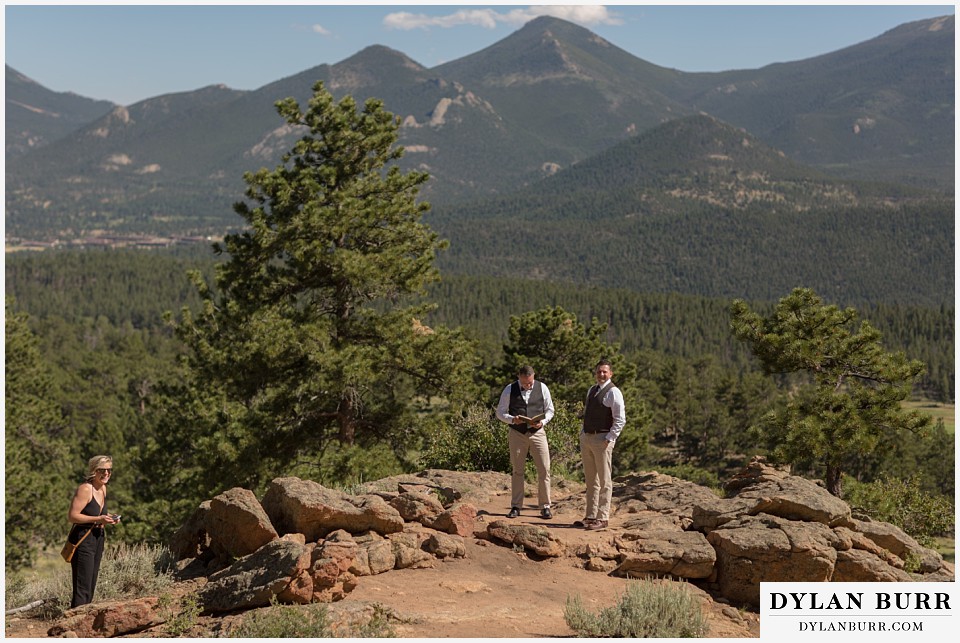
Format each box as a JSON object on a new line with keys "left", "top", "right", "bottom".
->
{"left": 496, "top": 380, "right": 555, "bottom": 426}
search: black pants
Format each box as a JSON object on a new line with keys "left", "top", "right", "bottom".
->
{"left": 70, "top": 528, "right": 104, "bottom": 608}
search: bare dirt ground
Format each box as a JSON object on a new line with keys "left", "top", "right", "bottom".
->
{"left": 344, "top": 491, "right": 759, "bottom": 638}
{"left": 4, "top": 486, "right": 760, "bottom": 638}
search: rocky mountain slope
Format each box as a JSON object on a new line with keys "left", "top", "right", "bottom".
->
{"left": 5, "top": 15, "right": 953, "bottom": 243}
{"left": 14, "top": 458, "right": 952, "bottom": 638}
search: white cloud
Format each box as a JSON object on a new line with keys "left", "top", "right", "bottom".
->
{"left": 312, "top": 23, "right": 331, "bottom": 36}
{"left": 383, "top": 5, "right": 622, "bottom": 31}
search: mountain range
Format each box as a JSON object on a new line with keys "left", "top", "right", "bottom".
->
{"left": 4, "top": 14, "right": 955, "bottom": 305}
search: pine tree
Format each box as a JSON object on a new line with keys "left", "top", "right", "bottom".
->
{"left": 5, "top": 299, "right": 72, "bottom": 569}
{"left": 730, "top": 288, "right": 931, "bottom": 497}
{"left": 165, "top": 82, "right": 478, "bottom": 495}
{"left": 498, "top": 306, "right": 631, "bottom": 405}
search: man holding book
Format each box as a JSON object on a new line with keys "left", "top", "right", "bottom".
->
{"left": 495, "top": 364, "right": 555, "bottom": 519}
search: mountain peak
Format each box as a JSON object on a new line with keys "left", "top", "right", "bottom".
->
{"left": 330, "top": 45, "right": 429, "bottom": 91}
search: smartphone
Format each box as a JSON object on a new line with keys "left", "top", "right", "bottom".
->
{"left": 111, "top": 514, "right": 122, "bottom": 521}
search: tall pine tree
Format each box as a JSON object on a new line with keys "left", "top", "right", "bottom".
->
{"left": 5, "top": 299, "right": 72, "bottom": 569}
{"left": 730, "top": 288, "right": 931, "bottom": 497}
{"left": 162, "top": 82, "right": 478, "bottom": 496}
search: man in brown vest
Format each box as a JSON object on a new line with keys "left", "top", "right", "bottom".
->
{"left": 495, "top": 365, "right": 555, "bottom": 519}
{"left": 576, "top": 359, "right": 626, "bottom": 530}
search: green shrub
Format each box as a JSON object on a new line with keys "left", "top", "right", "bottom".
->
{"left": 229, "top": 600, "right": 395, "bottom": 637}
{"left": 162, "top": 592, "right": 202, "bottom": 637}
{"left": 658, "top": 464, "right": 722, "bottom": 491}
{"left": 540, "top": 401, "right": 586, "bottom": 480}
{"left": 420, "top": 400, "right": 587, "bottom": 481}
{"left": 565, "top": 579, "right": 708, "bottom": 638}
{"left": 419, "top": 403, "right": 510, "bottom": 472}
{"left": 288, "top": 442, "right": 407, "bottom": 490}
{"left": 845, "top": 475, "right": 954, "bottom": 547}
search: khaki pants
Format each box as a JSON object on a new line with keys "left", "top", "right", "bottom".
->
{"left": 580, "top": 432, "right": 615, "bottom": 521}
{"left": 508, "top": 428, "right": 551, "bottom": 509}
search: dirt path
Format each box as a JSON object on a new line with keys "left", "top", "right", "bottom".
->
{"left": 346, "top": 492, "right": 759, "bottom": 638}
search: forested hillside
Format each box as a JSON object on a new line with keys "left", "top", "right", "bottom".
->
{"left": 430, "top": 116, "right": 954, "bottom": 307}
{"left": 7, "top": 248, "right": 953, "bottom": 402}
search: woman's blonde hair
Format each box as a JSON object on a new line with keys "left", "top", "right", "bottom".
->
{"left": 84, "top": 455, "right": 113, "bottom": 482}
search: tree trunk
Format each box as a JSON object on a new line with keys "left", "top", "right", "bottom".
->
{"left": 337, "top": 390, "right": 357, "bottom": 445}
{"left": 825, "top": 464, "right": 843, "bottom": 498}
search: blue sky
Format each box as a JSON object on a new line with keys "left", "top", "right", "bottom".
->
{"left": 4, "top": 3, "right": 955, "bottom": 106}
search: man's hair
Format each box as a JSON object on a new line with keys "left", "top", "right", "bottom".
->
{"left": 517, "top": 364, "right": 535, "bottom": 377}
{"left": 595, "top": 359, "right": 613, "bottom": 370}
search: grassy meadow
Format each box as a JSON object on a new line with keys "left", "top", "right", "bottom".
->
{"left": 905, "top": 400, "right": 955, "bottom": 433}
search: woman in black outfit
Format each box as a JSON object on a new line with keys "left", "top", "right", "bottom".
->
{"left": 67, "top": 455, "right": 119, "bottom": 608}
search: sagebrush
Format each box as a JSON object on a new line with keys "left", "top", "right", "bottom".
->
{"left": 4, "top": 543, "right": 174, "bottom": 620}
{"left": 228, "top": 600, "right": 395, "bottom": 637}
{"left": 565, "top": 579, "right": 708, "bottom": 638}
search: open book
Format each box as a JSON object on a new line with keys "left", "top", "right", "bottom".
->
{"left": 516, "top": 413, "right": 546, "bottom": 424}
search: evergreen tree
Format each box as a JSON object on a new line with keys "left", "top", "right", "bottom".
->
{"left": 164, "top": 82, "right": 478, "bottom": 496}
{"left": 498, "top": 306, "right": 630, "bottom": 404}
{"left": 495, "top": 305, "right": 653, "bottom": 471}
{"left": 730, "top": 288, "right": 931, "bottom": 497}
{"left": 5, "top": 299, "right": 72, "bottom": 569}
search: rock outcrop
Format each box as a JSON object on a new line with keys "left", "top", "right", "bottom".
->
{"left": 571, "top": 457, "right": 952, "bottom": 606}
{"left": 47, "top": 598, "right": 163, "bottom": 638}
{"left": 170, "top": 474, "right": 479, "bottom": 614}
{"left": 42, "top": 462, "right": 952, "bottom": 637}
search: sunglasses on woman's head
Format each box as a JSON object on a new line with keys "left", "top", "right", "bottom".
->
{"left": 97, "top": 468, "right": 113, "bottom": 474}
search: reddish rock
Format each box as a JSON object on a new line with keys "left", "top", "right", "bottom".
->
{"left": 207, "top": 487, "right": 278, "bottom": 559}
{"left": 48, "top": 598, "right": 161, "bottom": 637}
{"left": 427, "top": 503, "right": 477, "bottom": 537}
{"left": 262, "top": 477, "right": 404, "bottom": 540}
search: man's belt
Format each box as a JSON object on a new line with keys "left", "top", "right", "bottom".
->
{"left": 511, "top": 425, "right": 541, "bottom": 435}
{"left": 583, "top": 427, "right": 611, "bottom": 434}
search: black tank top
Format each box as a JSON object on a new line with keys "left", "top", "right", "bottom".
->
{"left": 69, "top": 489, "right": 106, "bottom": 542}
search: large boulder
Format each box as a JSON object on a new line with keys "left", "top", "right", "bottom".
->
{"left": 169, "top": 501, "right": 211, "bottom": 561}
{"left": 424, "top": 532, "right": 467, "bottom": 559}
{"left": 832, "top": 549, "right": 914, "bottom": 582}
{"left": 206, "top": 488, "right": 278, "bottom": 559}
{"left": 614, "top": 472, "right": 729, "bottom": 527}
{"left": 197, "top": 539, "right": 309, "bottom": 613}
{"left": 426, "top": 502, "right": 478, "bottom": 537}
{"left": 389, "top": 491, "right": 445, "bottom": 523}
{"left": 613, "top": 529, "right": 716, "bottom": 579}
{"left": 356, "top": 469, "right": 511, "bottom": 505}
{"left": 723, "top": 457, "right": 851, "bottom": 527}
{"left": 849, "top": 517, "right": 945, "bottom": 573}
{"left": 350, "top": 533, "right": 397, "bottom": 576}
{"left": 706, "top": 514, "right": 841, "bottom": 606}
{"left": 47, "top": 598, "right": 162, "bottom": 637}
{"left": 261, "top": 477, "right": 404, "bottom": 541}
{"left": 388, "top": 529, "right": 438, "bottom": 569}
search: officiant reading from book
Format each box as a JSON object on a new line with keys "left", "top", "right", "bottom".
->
{"left": 495, "top": 365, "right": 555, "bottom": 519}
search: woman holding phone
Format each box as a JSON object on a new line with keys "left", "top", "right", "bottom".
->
{"left": 67, "top": 455, "right": 119, "bottom": 608}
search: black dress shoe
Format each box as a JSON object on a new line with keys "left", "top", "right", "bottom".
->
{"left": 507, "top": 507, "right": 520, "bottom": 518}
{"left": 541, "top": 507, "right": 553, "bottom": 519}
